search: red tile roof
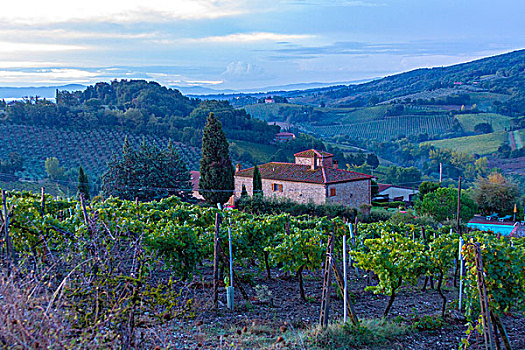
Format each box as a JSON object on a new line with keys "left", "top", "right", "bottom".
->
{"left": 294, "top": 149, "right": 333, "bottom": 158}
{"left": 377, "top": 183, "right": 392, "bottom": 192}
{"left": 236, "top": 162, "right": 372, "bottom": 184}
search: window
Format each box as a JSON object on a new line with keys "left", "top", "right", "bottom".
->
{"left": 272, "top": 183, "right": 283, "bottom": 192}
{"left": 330, "top": 188, "right": 336, "bottom": 197}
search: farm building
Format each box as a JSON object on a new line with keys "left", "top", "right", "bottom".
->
{"left": 234, "top": 149, "right": 373, "bottom": 207}
{"left": 274, "top": 132, "right": 296, "bottom": 143}
{"left": 376, "top": 183, "right": 419, "bottom": 203}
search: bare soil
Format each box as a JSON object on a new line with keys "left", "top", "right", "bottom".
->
{"left": 163, "top": 265, "right": 525, "bottom": 350}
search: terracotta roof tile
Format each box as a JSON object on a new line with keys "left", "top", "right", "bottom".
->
{"left": 236, "top": 162, "right": 372, "bottom": 184}
{"left": 294, "top": 149, "right": 333, "bottom": 158}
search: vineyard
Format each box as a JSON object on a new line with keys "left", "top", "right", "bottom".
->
{"left": 0, "top": 124, "right": 201, "bottom": 179}
{"left": 423, "top": 131, "right": 510, "bottom": 156}
{"left": 301, "top": 114, "right": 454, "bottom": 141}
{"left": 1, "top": 191, "right": 524, "bottom": 349}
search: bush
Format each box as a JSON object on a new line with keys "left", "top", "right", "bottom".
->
{"left": 235, "top": 196, "right": 358, "bottom": 220}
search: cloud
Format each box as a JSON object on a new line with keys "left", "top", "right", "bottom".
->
{"left": 271, "top": 40, "right": 519, "bottom": 59}
{"left": 185, "top": 32, "right": 314, "bottom": 44}
{"left": 0, "top": 29, "right": 158, "bottom": 41}
{"left": 287, "top": 0, "right": 384, "bottom": 7}
{"left": 0, "top": 0, "right": 247, "bottom": 25}
{"left": 0, "top": 41, "right": 86, "bottom": 53}
{"left": 0, "top": 69, "right": 98, "bottom": 85}
{"left": 221, "top": 61, "right": 268, "bottom": 81}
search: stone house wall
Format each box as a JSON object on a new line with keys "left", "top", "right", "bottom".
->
{"left": 325, "top": 179, "right": 371, "bottom": 208}
{"left": 234, "top": 176, "right": 371, "bottom": 207}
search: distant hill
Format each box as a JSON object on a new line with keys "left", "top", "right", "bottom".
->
{"left": 290, "top": 49, "right": 525, "bottom": 116}
{"left": 240, "top": 50, "right": 525, "bottom": 162}
{"left": 0, "top": 80, "right": 335, "bottom": 184}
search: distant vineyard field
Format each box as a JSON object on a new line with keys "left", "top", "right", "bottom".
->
{"left": 302, "top": 115, "right": 453, "bottom": 142}
{"left": 0, "top": 124, "right": 201, "bottom": 180}
{"left": 456, "top": 113, "right": 513, "bottom": 132}
{"left": 422, "top": 131, "right": 508, "bottom": 155}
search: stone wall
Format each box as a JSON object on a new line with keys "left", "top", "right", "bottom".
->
{"left": 234, "top": 176, "right": 371, "bottom": 207}
{"left": 326, "top": 179, "right": 371, "bottom": 208}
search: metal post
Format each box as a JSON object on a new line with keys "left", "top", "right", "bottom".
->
{"left": 343, "top": 235, "right": 347, "bottom": 323}
{"left": 458, "top": 236, "right": 464, "bottom": 311}
{"left": 456, "top": 176, "right": 462, "bottom": 236}
{"left": 227, "top": 217, "right": 234, "bottom": 310}
{"left": 348, "top": 223, "right": 359, "bottom": 278}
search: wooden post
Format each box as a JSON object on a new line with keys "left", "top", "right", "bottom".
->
{"left": 80, "top": 194, "right": 90, "bottom": 234}
{"left": 473, "top": 243, "right": 496, "bottom": 350}
{"left": 319, "top": 232, "right": 335, "bottom": 327}
{"left": 2, "top": 190, "right": 12, "bottom": 272}
{"left": 213, "top": 212, "right": 222, "bottom": 308}
{"left": 40, "top": 187, "right": 45, "bottom": 217}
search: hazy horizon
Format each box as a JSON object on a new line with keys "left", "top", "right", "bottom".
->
{"left": 0, "top": 0, "right": 523, "bottom": 90}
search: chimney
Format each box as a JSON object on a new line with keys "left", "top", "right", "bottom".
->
{"left": 311, "top": 153, "right": 317, "bottom": 170}
{"left": 333, "top": 159, "right": 338, "bottom": 169}
{"left": 235, "top": 163, "right": 241, "bottom": 172}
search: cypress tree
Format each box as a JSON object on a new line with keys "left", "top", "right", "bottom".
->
{"left": 77, "top": 166, "right": 90, "bottom": 200}
{"left": 241, "top": 184, "right": 248, "bottom": 198}
{"left": 253, "top": 163, "right": 263, "bottom": 196}
{"left": 199, "top": 113, "right": 234, "bottom": 204}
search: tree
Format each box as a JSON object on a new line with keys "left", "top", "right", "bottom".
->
{"left": 77, "top": 166, "right": 90, "bottom": 200}
{"left": 473, "top": 173, "right": 519, "bottom": 215}
{"left": 253, "top": 163, "right": 263, "bottom": 196}
{"left": 198, "top": 113, "right": 234, "bottom": 205}
{"left": 0, "top": 152, "right": 24, "bottom": 181}
{"left": 366, "top": 153, "right": 379, "bottom": 169}
{"left": 45, "top": 157, "right": 65, "bottom": 180}
{"left": 418, "top": 181, "right": 440, "bottom": 198}
{"left": 419, "top": 187, "right": 477, "bottom": 223}
{"left": 102, "top": 138, "right": 191, "bottom": 201}
{"left": 241, "top": 184, "right": 248, "bottom": 198}
{"left": 473, "top": 122, "right": 493, "bottom": 134}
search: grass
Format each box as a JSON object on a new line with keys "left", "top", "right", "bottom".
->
{"left": 422, "top": 131, "right": 507, "bottom": 155}
{"left": 230, "top": 140, "right": 281, "bottom": 163}
{"left": 339, "top": 105, "right": 389, "bottom": 123}
{"left": 455, "top": 113, "right": 513, "bottom": 132}
{"left": 303, "top": 319, "right": 409, "bottom": 350}
{"left": 193, "top": 318, "right": 410, "bottom": 350}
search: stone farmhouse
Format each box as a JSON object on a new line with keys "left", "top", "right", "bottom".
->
{"left": 234, "top": 149, "right": 373, "bottom": 207}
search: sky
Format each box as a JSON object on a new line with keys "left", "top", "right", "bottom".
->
{"left": 0, "top": 0, "right": 523, "bottom": 92}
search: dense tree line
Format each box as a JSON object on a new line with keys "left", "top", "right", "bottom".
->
{"left": 3, "top": 80, "right": 279, "bottom": 148}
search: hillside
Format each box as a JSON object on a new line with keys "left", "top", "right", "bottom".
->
{"left": 237, "top": 50, "right": 525, "bottom": 165}
{"left": 290, "top": 49, "right": 525, "bottom": 114}
{"left": 0, "top": 124, "right": 201, "bottom": 180}
{"left": 0, "top": 80, "right": 341, "bottom": 186}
